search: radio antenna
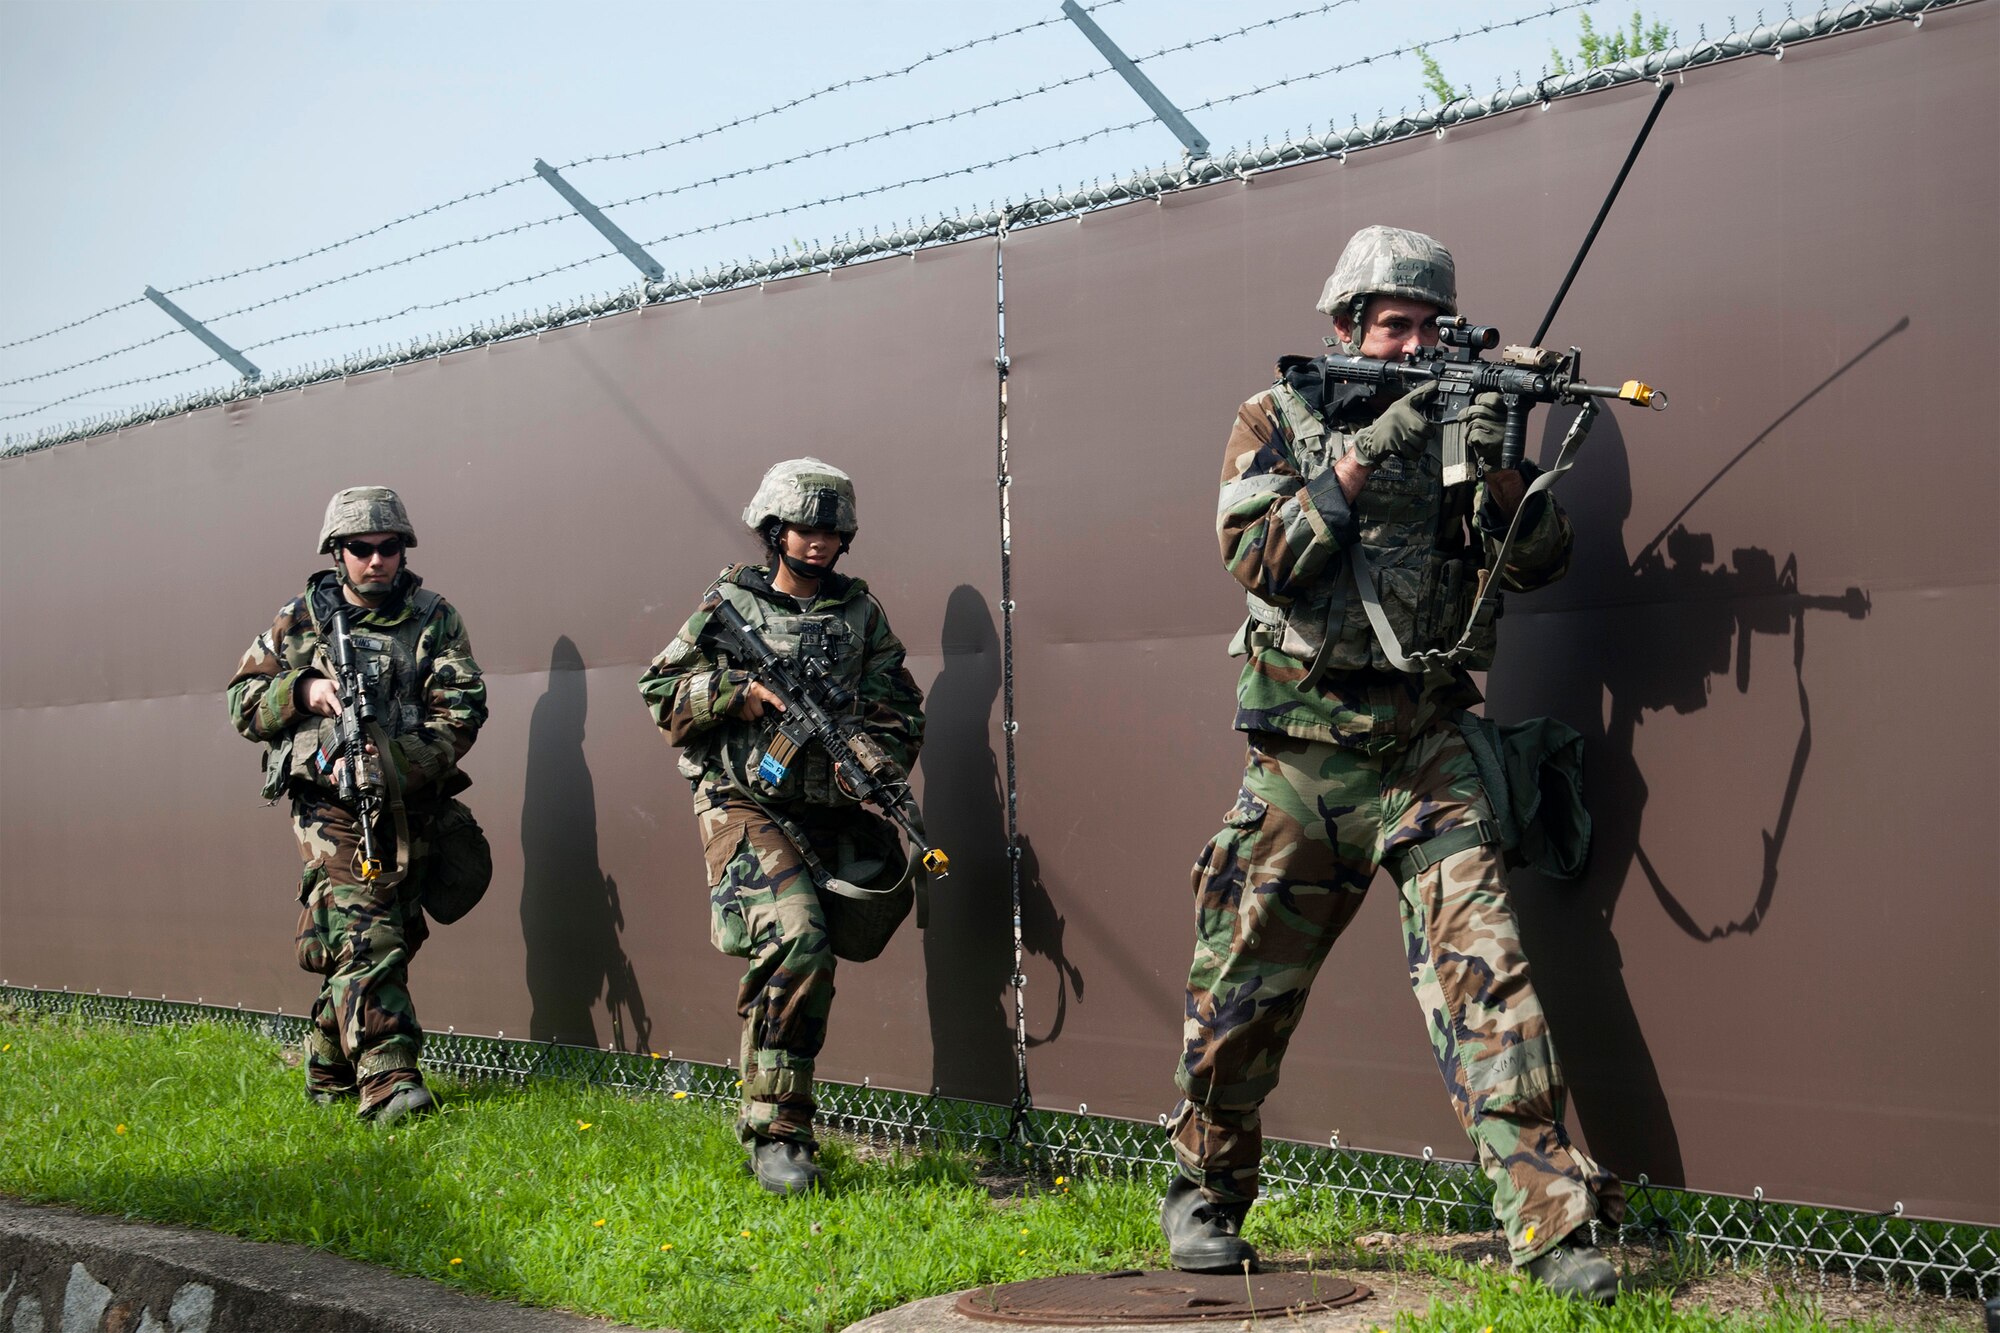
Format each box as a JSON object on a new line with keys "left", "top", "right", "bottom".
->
{"left": 1531, "top": 79, "right": 1675, "bottom": 347}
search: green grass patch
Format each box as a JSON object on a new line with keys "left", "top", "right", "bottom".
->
{"left": 0, "top": 1014, "right": 1959, "bottom": 1332}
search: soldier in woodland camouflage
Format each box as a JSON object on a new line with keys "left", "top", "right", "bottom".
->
{"left": 227, "top": 487, "right": 489, "bottom": 1126}
{"left": 639, "top": 458, "right": 925, "bottom": 1196}
{"left": 1162, "top": 227, "right": 1624, "bottom": 1301}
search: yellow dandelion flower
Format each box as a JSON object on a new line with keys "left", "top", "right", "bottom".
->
{"left": 577, "top": 1120, "right": 593, "bottom": 1130}
{"left": 3, "top": 1043, "right": 11, "bottom": 1051}
{"left": 1017, "top": 1248, "right": 1026, "bottom": 1256}
{"left": 650, "top": 1052, "right": 663, "bottom": 1059}
{"left": 1054, "top": 1176, "right": 1067, "bottom": 1185}
{"left": 449, "top": 1257, "right": 463, "bottom": 1266}
{"left": 734, "top": 1079, "right": 744, "bottom": 1088}
{"left": 672, "top": 1091, "right": 688, "bottom": 1100}
{"left": 660, "top": 1243, "right": 674, "bottom": 1251}
{"left": 114, "top": 1124, "right": 127, "bottom": 1135}
{"left": 1019, "top": 1227, "right": 1029, "bottom": 1235}
{"left": 740, "top": 1230, "right": 752, "bottom": 1238}
{"left": 593, "top": 1218, "right": 607, "bottom": 1228}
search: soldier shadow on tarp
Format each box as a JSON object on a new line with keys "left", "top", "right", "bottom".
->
{"left": 920, "top": 585, "right": 1083, "bottom": 1105}
{"left": 519, "top": 636, "right": 653, "bottom": 1053}
{"left": 1485, "top": 332, "right": 1886, "bottom": 1184}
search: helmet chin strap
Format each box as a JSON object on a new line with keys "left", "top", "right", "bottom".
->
{"left": 780, "top": 551, "right": 838, "bottom": 582}
{"left": 334, "top": 552, "right": 398, "bottom": 602}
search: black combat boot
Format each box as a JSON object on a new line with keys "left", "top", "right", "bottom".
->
{"left": 1523, "top": 1230, "right": 1618, "bottom": 1304}
{"left": 749, "top": 1136, "right": 822, "bottom": 1196}
{"left": 1159, "top": 1175, "right": 1257, "bottom": 1273}
{"left": 372, "top": 1084, "right": 436, "bottom": 1127}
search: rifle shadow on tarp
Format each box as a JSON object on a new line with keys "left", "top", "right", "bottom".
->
{"left": 519, "top": 636, "right": 653, "bottom": 1053}
{"left": 920, "top": 586, "right": 1082, "bottom": 1106}
{"left": 1486, "top": 346, "right": 1880, "bottom": 1184}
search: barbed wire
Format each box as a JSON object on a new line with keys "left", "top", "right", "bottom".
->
{"left": 0, "top": 2, "right": 1589, "bottom": 424}
{"left": 1183, "top": 0, "right": 1591, "bottom": 113}
{"left": 0, "top": 329, "right": 180, "bottom": 390}
{"left": 568, "top": 1, "right": 1367, "bottom": 233}
{"left": 0, "top": 6, "right": 1124, "bottom": 359}
{"left": 554, "top": 1, "right": 1125, "bottom": 172}
{"left": 234, "top": 253, "right": 626, "bottom": 355}
{"left": 0, "top": 0, "right": 1359, "bottom": 392}
{"left": 0, "top": 297, "right": 147, "bottom": 354}
{"left": 0, "top": 357, "right": 218, "bottom": 422}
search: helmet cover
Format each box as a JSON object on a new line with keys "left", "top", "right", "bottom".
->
{"left": 319, "top": 486, "right": 417, "bottom": 553}
{"left": 741, "top": 457, "right": 858, "bottom": 537}
{"left": 1315, "top": 225, "right": 1458, "bottom": 319}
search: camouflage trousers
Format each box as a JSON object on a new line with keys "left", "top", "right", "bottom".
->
{"left": 696, "top": 780, "right": 853, "bottom": 1147}
{"left": 292, "top": 793, "right": 431, "bottom": 1116}
{"left": 1171, "top": 725, "right": 1623, "bottom": 1265}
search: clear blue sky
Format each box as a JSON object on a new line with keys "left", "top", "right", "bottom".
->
{"left": 1, "top": 0, "right": 1756, "bottom": 439}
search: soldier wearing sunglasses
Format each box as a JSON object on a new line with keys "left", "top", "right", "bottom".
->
{"left": 227, "top": 486, "right": 490, "bottom": 1125}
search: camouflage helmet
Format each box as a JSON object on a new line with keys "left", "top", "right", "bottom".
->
{"left": 319, "top": 486, "right": 417, "bottom": 553}
{"left": 741, "top": 457, "right": 858, "bottom": 537}
{"left": 1315, "top": 225, "right": 1458, "bottom": 322}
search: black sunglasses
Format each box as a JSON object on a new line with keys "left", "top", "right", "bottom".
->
{"left": 342, "top": 538, "right": 404, "bottom": 561}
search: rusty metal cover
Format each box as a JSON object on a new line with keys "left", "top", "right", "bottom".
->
{"left": 955, "top": 1269, "right": 1368, "bottom": 1325}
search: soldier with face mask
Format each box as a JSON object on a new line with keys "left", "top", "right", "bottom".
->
{"left": 640, "top": 458, "right": 926, "bottom": 1195}
{"left": 1160, "top": 228, "right": 1624, "bottom": 1300}
{"left": 227, "top": 487, "right": 490, "bottom": 1125}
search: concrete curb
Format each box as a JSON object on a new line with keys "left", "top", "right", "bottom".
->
{"left": 0, "top": 1198, "right": 643, "bottom": 1332}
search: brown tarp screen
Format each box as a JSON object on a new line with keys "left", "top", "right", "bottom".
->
{"left": 3, "top": 6, "right": 1994, "bottom": 1224}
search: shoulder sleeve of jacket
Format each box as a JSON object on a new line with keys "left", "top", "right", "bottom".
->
{"left": 393, "top": 598, "right": 488, "bottom": 792}
{"left": 226, "top": 597, "right": 315, "bottom": 742}
{"left": 1219, "top": 387, "right": 1356, "bottom": 607}
{"left": 638, "top": 581, "right": 751, "bottom": 746}
{"left": 855, "top": 593, "right": 924, "bottom": 770}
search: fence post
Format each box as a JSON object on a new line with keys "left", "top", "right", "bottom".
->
{"left": 534, "top": 159, "right": 666, "bottom": 281}
{"left": 1060, "top": 0, "right": 1210, "bottom": 158}
{"left": 142, "top": 287, "right": 261, "bottom": 381}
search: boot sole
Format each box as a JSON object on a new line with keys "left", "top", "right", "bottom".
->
{"left": 1168, "top": 1246, "right": 1258, "bottom": 1274}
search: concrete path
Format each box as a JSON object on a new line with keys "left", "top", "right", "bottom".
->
{"left": 0, "top": 1197, "right": 643, "bottom": 1333}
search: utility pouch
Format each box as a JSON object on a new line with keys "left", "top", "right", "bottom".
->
{"left": 260, "top": 734, "right": 295, "bottom": 802}
{"left": 1454, "top": 711, "right": 1591, "bottom": 880}
{"left": 418, "top": 799, "right": 493, "bottom": 924}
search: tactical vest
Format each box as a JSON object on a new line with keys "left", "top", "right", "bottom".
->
{"left": 1235, "top": 380, "right": 1497, "bottom": 675}
{"left": 279, "top": 578, "right": 446, "bottom": 791}
{"left": 682, "top": 571, "right": 876, "bottom": 807}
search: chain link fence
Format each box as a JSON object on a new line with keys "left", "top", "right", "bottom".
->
{"left": 6, "top": 983, "right": 1993, "bottom": 1302}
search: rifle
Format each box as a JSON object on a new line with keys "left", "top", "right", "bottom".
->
{"left": 1314, "top": 79, "right": 1681, "bottom": 471}
{"left": 1315, "top": 315, "right": 1666, "bottom": 471}
{"left": 707, "top": 599, "right": 950, "bottom": 878}
{"left": 326, "top": 607, "right": 394, "bottom": 882}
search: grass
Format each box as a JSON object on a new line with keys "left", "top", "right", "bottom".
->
{"left": 0, "top": 1013, "right": 1970, "bottom": 1332}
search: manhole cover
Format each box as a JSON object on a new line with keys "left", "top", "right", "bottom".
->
{"left": 956, "top": 1268, "right": 1369, "bottom": 1325}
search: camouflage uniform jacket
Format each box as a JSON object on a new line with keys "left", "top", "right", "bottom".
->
{"left": 226, "top": 570, "right": 487, "bottom": 800}
{"left": 639, "top": 564, "right": 924, "bottom": 807}
{"left": 1222, "top": 364, "right": 1573, "bottom": 749}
